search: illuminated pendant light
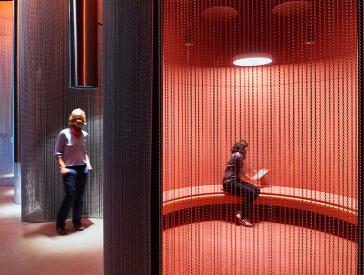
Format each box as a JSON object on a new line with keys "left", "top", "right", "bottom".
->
{"left": 233, "top": 53, "right": 273, "bottom": 67}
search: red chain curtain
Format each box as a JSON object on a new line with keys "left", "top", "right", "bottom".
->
{"left": 162, "top": 0, "right": 358, "bottom": 274}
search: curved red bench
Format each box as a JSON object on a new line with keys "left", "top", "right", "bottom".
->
{"left": 163, "top": 185, "right": 357, "bottom": 224}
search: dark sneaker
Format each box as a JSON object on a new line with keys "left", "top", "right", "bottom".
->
{"left": 236, "top": 218, "right": 253, "bottom": 227}
{"left": 56, "top": 227, "right": 67, "bottom": 235}
{"left": 73, "top": 223, "right": 85, "bottom": 231}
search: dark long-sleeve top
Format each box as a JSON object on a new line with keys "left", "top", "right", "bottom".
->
{"left": 223, "top": 152, "right": 244, "bottom": 183}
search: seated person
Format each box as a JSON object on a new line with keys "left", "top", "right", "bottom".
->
{"left": 222, "top": 139, "right": 260, "bottom": 227}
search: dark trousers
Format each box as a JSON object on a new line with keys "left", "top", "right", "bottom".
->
{"left": 223, "top": 180, "right": 260, "bottom": 219}
{"left": 56, "top": 165, "right": 87, "bottom": 228}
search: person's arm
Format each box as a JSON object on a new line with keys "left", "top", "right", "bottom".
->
{"left": 240, "top": 160, "right": 261, "bottom": 185}
{"left": 234, "top": 153, "right": 243, "bottom": 181}
{"left": 54, "top": 132, "right": 69, "bottom": 174}
{"left": 83, "top": 132, "right": 92, "bottom": 170}
{"left": 56, "top": 156, "right": 69, "bottom": 174}
{"left": 85, "top": 154, "right": 92, "bottom": 170}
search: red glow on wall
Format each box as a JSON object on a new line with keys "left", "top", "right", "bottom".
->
{"left": 0, "top": 2, "right": 13, "bottom": 36}
{"left": 162, "top": 59, "right": 358, "bottom": 200}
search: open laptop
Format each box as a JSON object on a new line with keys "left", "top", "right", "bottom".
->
{"left": 247, "top": 168, "right": 270, "bottom": 181}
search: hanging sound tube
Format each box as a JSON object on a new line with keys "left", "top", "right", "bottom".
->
{"left": 69, "top": 0, "right": 98, "bottom": 89}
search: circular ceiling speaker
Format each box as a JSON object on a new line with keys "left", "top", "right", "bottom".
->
{"left": 168, "top": 0, "right": 194, "bottom": 3}
{"left": 203, "top": 6, "right": 238, "bottom": 21}
{"left": 233, "top": 53, "right": 273, "bottom": 67}
{"left": 272, "top": 1, "right": 311, "bottom": 16}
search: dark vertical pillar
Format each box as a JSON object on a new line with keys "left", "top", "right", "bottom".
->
{"left": 103, "top": 0, "right": 161, "bottom": 274}
{"left": 151, "top": 0, "right": 162, "bottom": 273}
{"left": 13, "top": 0, "right": 19, "bottom": 163}
{"left": 13, "top": 0, "right": 21, "bottom": 205}
{"left": 358, "top": 0, "right": 363, "bottom": 274}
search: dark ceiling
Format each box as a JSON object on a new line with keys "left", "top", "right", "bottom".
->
{"left": 163, "top": 0, "right": 358, "bottom": 67}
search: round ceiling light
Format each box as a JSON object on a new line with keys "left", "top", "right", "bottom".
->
{"left": 272, "top": 1, "right": 311, "bottom": 16}
{"left": 233, "top": 53, "right": 273, "bottom": 67}
{"left": 203, "top": 6, "right": 238, "bottom": 21}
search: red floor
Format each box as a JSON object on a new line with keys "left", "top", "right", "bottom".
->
{"left": 163, "top": 220, "right": 356, "bottom": 275}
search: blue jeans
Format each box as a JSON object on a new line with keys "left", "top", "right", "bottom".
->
{"left": 56, "top": 165, "right": 87, "bottom": 228}
{"left": 223, "top": 180, "right": 260, "bottom": 219}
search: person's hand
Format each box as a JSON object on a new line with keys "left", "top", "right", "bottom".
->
{"left": 84, "top": 166, "right": 92, "bottom": 174}
{"left": 60, "top": 167, "right": 70, "bottom": 175}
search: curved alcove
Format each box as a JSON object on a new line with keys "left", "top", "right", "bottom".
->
{"left": 162, "top": 0, "right": 358, "bottom": 273}
{"left": 161, "top": 61, "right": 358, "bottom": 272}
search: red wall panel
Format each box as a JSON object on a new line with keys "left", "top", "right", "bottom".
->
{"left": 163, "top": 57, "right": 358, "bottom": 199}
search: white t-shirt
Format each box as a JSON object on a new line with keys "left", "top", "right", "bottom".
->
{"left": 54, "top": 128, "right": 88, "bottom": 166}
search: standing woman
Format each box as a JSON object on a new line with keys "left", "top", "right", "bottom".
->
{"left": 223, "top": 139, "right": 260, "bottom": 227}
{"left": 54, "top": 108, "right": 92, "bottom": 235}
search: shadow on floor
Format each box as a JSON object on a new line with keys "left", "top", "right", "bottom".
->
{"left": 23, "top": 218, "right": 94, "bottom": 238}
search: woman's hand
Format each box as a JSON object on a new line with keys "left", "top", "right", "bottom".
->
{"left": 84, "top": 165, "right": 92, "bottom": 174}
{"left": 60, "top": 167, "right": 70, "bottom": 175}
{"left": 85, "top": 154, "right": 92, "bottom": 173}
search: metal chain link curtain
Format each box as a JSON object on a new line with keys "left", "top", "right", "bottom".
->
{"left": 162, "top": 0, "right": 358, "bottom": 274}
{"left": 19, "top": 0, "right": 103, "bottom": 222}
{"left": 103, "top": 0, "right": 160, "bottom": 273}
{"left": 357, "top": 0, "right": 364, "bottom": 273}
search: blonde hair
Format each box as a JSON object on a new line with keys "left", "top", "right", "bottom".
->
{"left": 68, "top": 108, "right": 87, "bottom": 125}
